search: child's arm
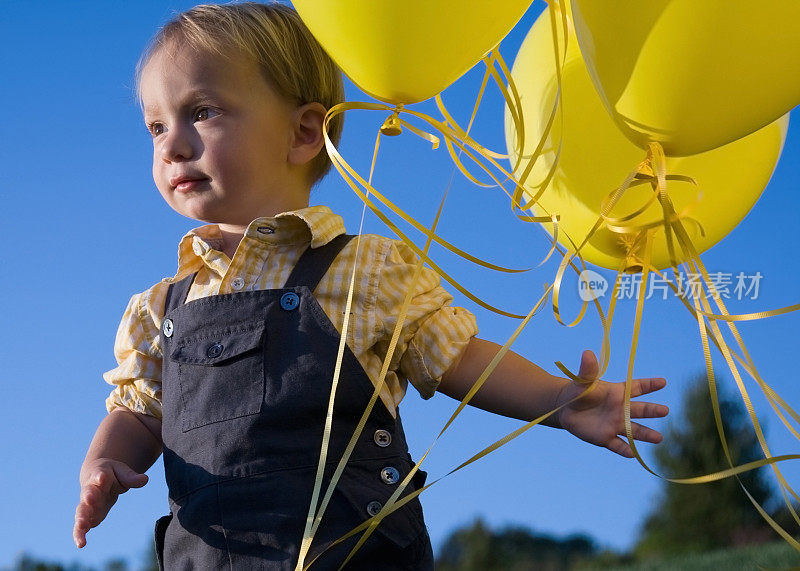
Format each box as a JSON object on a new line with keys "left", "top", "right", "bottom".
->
{"left": 73, "top": 407, "right": 163, "bottom": 548}
{"left": 438, "top": 338, "right": 668, "bottom": 458}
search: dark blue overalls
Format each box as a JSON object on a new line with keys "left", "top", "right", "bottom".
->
{"left": 154, "top": 235, "right": 433, "bottom": 569}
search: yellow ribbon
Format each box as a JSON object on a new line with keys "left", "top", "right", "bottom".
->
{"left": 511, "top": 138, "right": 800, "bottom": 549}
{"left": 305, "top": 285, "right": 616, "bottom": 570}
{"left": 299, "top": 12, "right": 583, "bottom": 560}
{"left": 297, "top": 124, "right": 456, "bottom": 567}
{"left": 295, "top": 129, "right": 386, "bottom": 569}
{"left": 298, "top": 33, "right": 566, "bottom": 562}
{"left": 594, "top": 143, "right": 800, "bottom": 551}
{"left": 301, "top": 0, "right": 800, "bottom": 560}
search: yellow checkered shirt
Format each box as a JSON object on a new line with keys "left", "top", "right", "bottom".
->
{"left": 104, "top": 206, "right": 478, "bottom": 419}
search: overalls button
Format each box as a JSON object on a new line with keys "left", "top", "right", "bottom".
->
{"left": 231, "top": 277, "right": 245, "bottom": 290}
{"left": 373, "top": 429, "right": 392, "bottom": 447}
{"left": 206, "top": 342, "right": 224, "bottom": 359}
{"left": 380, "top": 467, "right": 400, "bottom": 485}
{"left": 366, "top": 501, "right": 383, "bottom": 517}
{"left": 162, "top": 318, "right": 174, "bottom": 338}
{"left": 280, "top": 292, "right": 300, "bottom": 311}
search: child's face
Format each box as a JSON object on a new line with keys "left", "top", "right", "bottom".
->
{"left": 139, "top": 44, "right": 307, "bottom": 226}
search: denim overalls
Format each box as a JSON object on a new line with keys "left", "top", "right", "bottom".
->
{"left": 153, "top": 234, "right": 433, "bottom": 569}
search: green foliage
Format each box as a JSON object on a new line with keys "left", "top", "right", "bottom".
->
{"left": 5, "top": 554, "right": 94, "bottom": 571}
{"left": 578, "top": 539, "right": 800, "bottom": 571}
{"left": 5, "top": 555, "right": 134, "bottom": 571}
{"left": 635, "top": 375, "right": 778, "bottom": 557}
{"left": 435, "top": 517, "right": 597, "bottom": 571}
{"left": 7, "top": 536, "right": 155, "bottom": 571}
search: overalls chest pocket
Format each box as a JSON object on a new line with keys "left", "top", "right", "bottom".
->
{"left": 169, "top": 320, "right": 266, "bottom": 432}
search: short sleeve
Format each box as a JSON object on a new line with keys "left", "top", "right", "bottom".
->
{"left": 373, "top": 240, "right": 478, "bottom": 399}
{"left": 103, "top": 286, "right": 167, "bottom": 419}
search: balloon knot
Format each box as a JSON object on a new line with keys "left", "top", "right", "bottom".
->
{"left": 619, "top": 231, "right": 645, "bottom": 274}
{"left": 380, "top": 110, "right": 403, "bottom": 136}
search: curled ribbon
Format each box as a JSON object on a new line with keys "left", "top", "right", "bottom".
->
{"left": 592, "top": 143, "right": 800, "bottom": 550}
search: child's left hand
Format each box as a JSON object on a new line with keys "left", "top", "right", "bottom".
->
{"left": 556, "top": 350, "right": 669, "bottom": 458}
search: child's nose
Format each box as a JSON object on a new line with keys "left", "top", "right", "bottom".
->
{"left": 160, "top": 127, "right": 194, "bottom": 163}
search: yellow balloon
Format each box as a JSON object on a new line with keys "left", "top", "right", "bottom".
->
{"left": 293, "top": 0, "right": 532, "bottom": 104}
{"left": 569, "top": 0, "right": 800, "bottom": 156}
{"left": 505, "top": 5, "right": 789, "bottom": 271}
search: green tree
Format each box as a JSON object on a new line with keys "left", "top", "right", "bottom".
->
{"left": 436, "top": 517, "right": 597, "bottom": 571}
{"left": 6, "top": 553, "right": 134, "bottom": 571}
{"left": 6, "top": 553, "right": 95, "bottom": 571}
{"left": 635, "top": 374, "right": 777, "bottom": 556}
{"left": 7, "top": 554, "right": 67, "bottom": 571}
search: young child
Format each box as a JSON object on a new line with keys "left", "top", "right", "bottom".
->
{"left": 73, "top": 3, "right": 668, "bottom": 569}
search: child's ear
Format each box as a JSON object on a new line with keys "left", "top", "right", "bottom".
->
{"left": 288, "top": 102, "right": 327, "bottom": 168}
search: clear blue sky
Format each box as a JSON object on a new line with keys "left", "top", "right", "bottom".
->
{"left": 2, "top": 1, "right": 799, "bottom": 568}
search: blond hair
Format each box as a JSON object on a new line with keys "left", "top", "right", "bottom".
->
{"left": 137, "top": 2, "right": 344, "bottom": 184}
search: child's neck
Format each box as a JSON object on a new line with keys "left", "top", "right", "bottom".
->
{"left": 217, "top": 226, "right": 245, "bottom": 260}
{"left": 214, "top": 193, "right": 312, "bottom": 260}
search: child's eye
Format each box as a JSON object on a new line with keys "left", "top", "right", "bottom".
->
{"left": 147, "top": 122, "right": 165, "bottom": 137}
{"left": 193, "top": 107, "right": 219, "bottom": 122}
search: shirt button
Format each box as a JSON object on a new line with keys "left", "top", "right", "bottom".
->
{"left": 380, "top": 466, "right": 400, "bottom": 485}
{"left": 366, "top": 501, "right": 383, "bottom": 517}
{"left": 162, "top": 318, "right": 174, "bottom": 338}
{"left": 231, "top": 277, "right": 245, "bottom": 290}
{"left": 373, "top": 429, "right": 392, "bottom": 447}
{"left": 280, "top": 292, "right": 300, "bottom": 311}
{"left": 206, "top": 342, "right": 224, "bottom": 359}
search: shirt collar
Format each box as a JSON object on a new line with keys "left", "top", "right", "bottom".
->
{"left": 169, "top": 205, "right": 346, "bottom": 280}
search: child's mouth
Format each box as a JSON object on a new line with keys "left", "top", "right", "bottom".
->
{"left": 171, "top": 176, "right": 209, "bottom": 193}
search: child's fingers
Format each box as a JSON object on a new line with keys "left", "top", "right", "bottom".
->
{"left": 630, "top": 377, "right": 667, "bottom": 397}
{"left": 74, "top": 499, "right": 103, "bottom": 548}
{"left": 577, "top": 349, "right": 600, "bottom": 382}
{"left": 87, "top": 462, "right": 147, "bottom": 495}
{"left": 621, "top": 421, "right": 663, "bottom": 445}
{"left": 73, "top": 523, "right": 87, "bottom": 549}
{"left": 608, "top": 421, "right": 662, "bottom": 457}
{"left": 111, "top": 463, "right": 149, "bottom": 490}
{"left": 88, "top": 467, "right": 115, "bottom": 495}
{"left": 606, "top": 436, "right": 634, "bottom": 458}
{"left": 629, "top": 401, "right": 669, "bottom": 419}
{"left": 74, "top": 510, "right": 91, "bottom": 548}
{"left": 80, "top": 480, "right": 108, "bottom": 509}
{"left": 77, "top": 482, "right": 115, "bottom": 523}
{"left": 73, "top": 461, "right": 147, "bottom": 549}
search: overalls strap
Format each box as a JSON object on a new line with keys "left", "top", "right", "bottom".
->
{"left": 156, "top": 231, "right": 433, "bottom": 568}
{"left": 283, "top": 233, "right": 355, "bottom": 290}
{"left": 164, "top": 234, "right": 354, "bottom": 313}
{"left": 164, "top": 273, "right": 194, "bottom": 315}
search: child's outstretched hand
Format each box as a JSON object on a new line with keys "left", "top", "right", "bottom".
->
{"left": 556, "top": 350, "right": 669, "bottom": 458}
{"left": 73, "top": 458, "right": 149, "bottom": 548}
